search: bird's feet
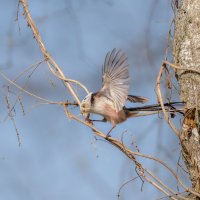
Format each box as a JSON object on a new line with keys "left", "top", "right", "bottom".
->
{"left": 105, "top": 125, "right": 116, "bottom": 139}
{"left": 106, "top": 132, "right": 111, "bottom": 138}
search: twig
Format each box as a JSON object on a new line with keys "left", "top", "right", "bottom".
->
{"left": 156, "top": 63, "right": 180, "bottom": 137}
{"left": 156, "top": 63, "right": 200, "bottom": 198}
{"left": 20, "top": 0, "right": 89, "bottom": 105}
{"left": 63, "top": 105, "right": 192, "bottom": 198}
{"left": 117, "top": 177, "right": 138, "bottom": 199}
{"left": 5, "top": 95, "right": 21, "bottom": 146}
{"left": 0, "top": 70, "right": 61, "bottom": 105}
{"left": 163, "top": 60, "right": 200, "bottom": 74}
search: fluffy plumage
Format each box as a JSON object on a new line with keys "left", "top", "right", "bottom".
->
{"left": 80, "top": 49, "right": 150, "bottom": 126}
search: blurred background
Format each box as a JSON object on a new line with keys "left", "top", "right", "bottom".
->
{"left": 0, "top": 0, "right": 188, "bottom": 199}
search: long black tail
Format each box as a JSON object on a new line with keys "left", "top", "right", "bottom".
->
{"left": 124, "top": 102, "right": 185, "bottom": 116}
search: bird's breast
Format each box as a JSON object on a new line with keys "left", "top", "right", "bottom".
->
{"left": 90, "top": 95, "right": 127, "bottom": 124}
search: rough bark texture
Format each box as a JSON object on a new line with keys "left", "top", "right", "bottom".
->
{"left": 173, "top": 0, "right": 200, "bottom": 197}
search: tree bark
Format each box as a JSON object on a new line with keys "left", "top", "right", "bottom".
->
{"left": 173, "top": 0, "right": 200, "bottom": 197}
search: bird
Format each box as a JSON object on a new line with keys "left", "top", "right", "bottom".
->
{"left": 80, "top": 48, "right": 184, "bottom": 136}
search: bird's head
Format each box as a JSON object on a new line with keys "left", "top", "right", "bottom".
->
{"left": 80, "top": 92, "right": 93, "bottom": 117}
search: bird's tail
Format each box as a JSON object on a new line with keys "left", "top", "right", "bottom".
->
{"left": 124, "top": 102, "right": 185, "bottom": 118}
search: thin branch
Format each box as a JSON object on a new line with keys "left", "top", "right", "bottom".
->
{"left": 0, "top": 70, "right": 61, "bottom": 105}
{"left": 163, "top": 60, "right": 200, "bottom": 74}
{"left": 156, "top": 63, "right": 180, "bottom": 137}
{"left": 117, "top": 177, "right": 138, "bottom": 199}
{"left": 63, "top": 105, "right": 191, "bottom": 198}
{"left": 156, "top": 63, "right": 200, "bottom": 198}
{"left": 20, "top": 0, "right": 89, "bottom": 105}
{"left": 5, "top": 95, "right": 21, "bottom": 146}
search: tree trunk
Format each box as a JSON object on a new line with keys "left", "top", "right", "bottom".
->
{"left": 173, "top": 0, "right": 200, "bottom": 198}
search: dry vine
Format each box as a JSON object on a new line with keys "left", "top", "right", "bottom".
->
{"left": 2, "top": 0, "right": 198, "bottom": 199}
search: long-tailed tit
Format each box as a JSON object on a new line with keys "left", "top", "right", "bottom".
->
{"left": 80, "top": 49, "right": 183, "bottom": 135}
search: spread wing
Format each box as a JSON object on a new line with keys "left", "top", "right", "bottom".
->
{"left": 100, "top": 49, "right": 130, "bottom": 112}
{"left": 127, "top": 95, "right": 149, "bottom": 103}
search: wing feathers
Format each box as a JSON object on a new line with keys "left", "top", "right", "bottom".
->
{"left": 101, "top": 49, "right": 130, "bottom": 112}
{"left": 127, "top": 95, "right": 149, "bottom": 103}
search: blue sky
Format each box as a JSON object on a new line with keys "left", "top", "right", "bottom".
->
{"left": 0, "top": 1, "right": 187, "bottom": 199}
